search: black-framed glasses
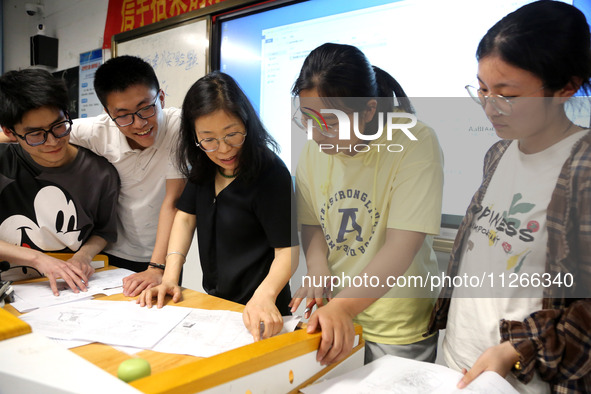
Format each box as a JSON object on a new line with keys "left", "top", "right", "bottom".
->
{"left": 195, "top": 131, "right": 247, "bottom": 152}
{"left": 110, "top": 93, "right": 160, "bottom": 127}
{"left": 465, "top": 85, "right": 545, "bottom": 116}
{"left": 12, "top": 117, "right": 73, "bottom": 147}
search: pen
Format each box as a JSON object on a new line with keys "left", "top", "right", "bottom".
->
{"left": 303, "top": 300, "right": 316, "bottom": 317}
{"left": 0, "top": 280, "right": 12, "bottom": 296}
{"left": 102, "top": 285, "right": 123, "bottom": 291}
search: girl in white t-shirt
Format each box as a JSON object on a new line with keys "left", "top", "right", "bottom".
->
{"left": 429, "top": 1, "right": 591, "bottom": 393}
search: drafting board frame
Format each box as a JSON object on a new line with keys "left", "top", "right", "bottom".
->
{"left": 112, "top": 12, "right": 212, "bottom": 108}
{"left": 2, "top": 289, "right": 365, "bottom": 393}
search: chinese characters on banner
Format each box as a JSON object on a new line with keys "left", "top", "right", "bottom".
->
{"left": 103, "top": 0, "right": 226, "bottom": 49}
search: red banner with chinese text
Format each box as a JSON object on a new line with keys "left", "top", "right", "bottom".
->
{"left": 103, "top": 0, "right": 226, "bottom": 49}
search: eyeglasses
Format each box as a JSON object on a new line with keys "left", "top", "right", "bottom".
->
{"left": 110, "top": 94, "right": 160, "bottom": 127}
{"left": 12, "top": 117, "right": 73, "bottom": 147}
{"left": 292, "top": 106, "right": 339, "bottom": 138}
{"left": 195, "top": 131, "right": 247, "bottom": 152}
{"left": 465, "top": 85, "right": 545, "bottom": 116}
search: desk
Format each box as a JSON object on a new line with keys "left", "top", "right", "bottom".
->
{"left": 3, "top": 288, "right": 364, "bottom": 393}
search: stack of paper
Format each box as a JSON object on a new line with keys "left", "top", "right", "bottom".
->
{"left": 10, "top": 267, "right": 301, "bottom": 357}
{"left": 153, "top": 310, "right": 301, "bottom": 357}
{"left": 19, "top": 299, "right": 301, "bottom": 357}
{"left": 10, "top": 268, "right": 134, "bottom": 312}
{"left": 301, "top": 355, "right": 519, "bottom": 394}
{"left": 19, "top": 300, "right": 192, "bottom": 349}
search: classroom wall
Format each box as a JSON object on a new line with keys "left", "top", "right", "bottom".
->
{"left": 3, "top": 0, "right": 107, "bottom": 72}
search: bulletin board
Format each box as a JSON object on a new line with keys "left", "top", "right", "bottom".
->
{"left": 112, "top": 15, "right": 211, "bottom": 108}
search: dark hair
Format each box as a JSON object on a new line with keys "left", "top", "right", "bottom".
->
{"left": 476, "top": 0, "right": 591, "bottom": 94}
{"left": 94, "top": 55, "right": 160, "bottom": 107}
{"left": 0, "top": 68, "right": 69, "bottom": 129}
{"left": 178, "top": 71, "right": 279, "bottom": 184}
{"left": 291, "top": 43, "right": 413, "bottom": 134}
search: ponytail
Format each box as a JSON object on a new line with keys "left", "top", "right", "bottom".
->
{"left": 293, "top": 43, "right": 414, "bottom": 135}
{"left": 373, "top": 66, "right": 414, "bottom": 114}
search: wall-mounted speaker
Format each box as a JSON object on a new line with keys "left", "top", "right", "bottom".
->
{"left": 30, "top": 35, "right": 58, "bottom": 68}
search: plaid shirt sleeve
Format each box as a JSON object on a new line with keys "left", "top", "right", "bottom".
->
{"left": 499, "top": 132, "right": 591, "bottom": 393}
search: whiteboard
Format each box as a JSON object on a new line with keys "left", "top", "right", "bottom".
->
{"left": 114, "top": 16, "right": 210, "bottom": 108}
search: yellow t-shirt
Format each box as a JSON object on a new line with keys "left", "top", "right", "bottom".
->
{"left": 296, "top": 119, "right": 444, "bottom": 344}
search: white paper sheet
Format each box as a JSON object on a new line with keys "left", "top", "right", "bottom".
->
{"left": 10, "top": 268, "right": 134, "bottom": 312}
{"left": 301, "top": 355, "right": 519, "bottom": 394}
{"left": 282, "top": 315, "right": 302, "bottom": 333}
{"left": 49, "top": 337, "right": 92, "bottom": 349}
{"left": 111, "top": 345, "right": 144, "bottom": 355}
{"left": 152, "top": 310, "right": 302, "bottom": 357}
{"left": 20, "top": 300, "right": 192, "bottom": 349}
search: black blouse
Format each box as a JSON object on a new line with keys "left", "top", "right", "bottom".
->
{"left": 177, "top": 154, "right": 298, "bottom": 315}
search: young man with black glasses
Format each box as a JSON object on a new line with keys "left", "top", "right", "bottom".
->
{"left": 0, "top": 68, "right": 119, "bottom": 296}
{"left": 70, "top": 56, "right": 185, "bottom": 297}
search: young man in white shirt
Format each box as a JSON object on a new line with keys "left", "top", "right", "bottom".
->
{"left": 70, "top": 56, "right": 186, "bottom": 296}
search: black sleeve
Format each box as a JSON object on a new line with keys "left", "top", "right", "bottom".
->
{"left": 93, "top": 159, "right": 119, "bottom": 243}
{"left": 176, "top": 180, "right": 198, "bottom": 214}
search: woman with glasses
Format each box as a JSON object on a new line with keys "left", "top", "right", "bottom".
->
{"left": 290, "top": 43, "right": 444, "bottom": 366}
{"left": 428, "top": 1, "right": 591, "bottom": 392}
{"left": 138, "top": 72, "right": 298, "bottom": 341}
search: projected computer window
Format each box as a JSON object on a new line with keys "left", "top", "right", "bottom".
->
{"left": 220, "top": 0, "right": 585, "bottom": 225}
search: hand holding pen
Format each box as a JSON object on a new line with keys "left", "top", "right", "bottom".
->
{"left": 302, "top": 300, "right": 317, "bottom": 319}
{"left": 289, "top": 282, "right": 333, "bottom": 318}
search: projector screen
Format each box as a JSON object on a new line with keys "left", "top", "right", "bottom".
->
{"left": 217, "top": 0, "right": 591, "bottom": 227}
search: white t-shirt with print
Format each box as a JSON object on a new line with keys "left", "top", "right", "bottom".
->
{"left": 443, "top": 130, "right": 587, "bottom": 394}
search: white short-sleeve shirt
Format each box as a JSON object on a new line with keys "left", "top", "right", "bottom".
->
{"left": 70, "top": 108, "right": 183, "bottom": 261}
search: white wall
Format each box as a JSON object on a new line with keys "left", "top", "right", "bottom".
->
{"left": 184, "top": 234, "right": 204, "bottom": 292}
{"left": 3, "top": 0, "right": 108, "bottom": 72}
